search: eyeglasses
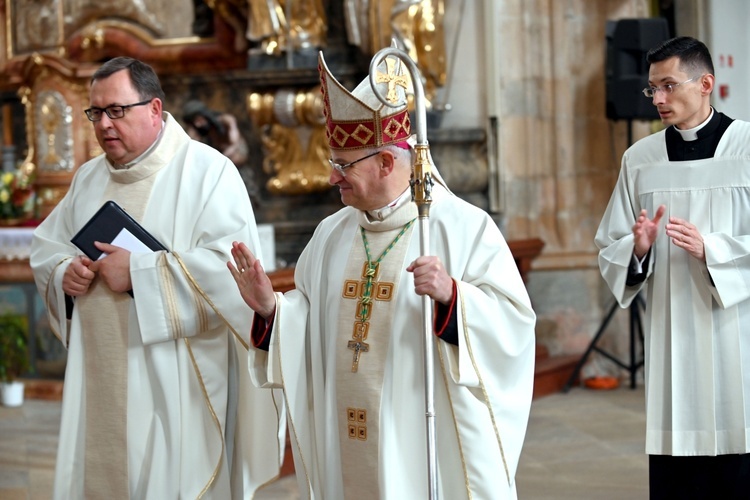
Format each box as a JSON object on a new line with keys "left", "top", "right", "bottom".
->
{"left": 328, "top": 151, "right": 380, "bottom": 176}
{"left": 642, "top": 76, "right": 701, "bottom": 98}
{"left": 84, "top": 99, "right": 153, "bottom": 122}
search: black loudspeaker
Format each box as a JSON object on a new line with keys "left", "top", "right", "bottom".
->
{"left": 605, "top": 18, "right": 670, "bottom": 120}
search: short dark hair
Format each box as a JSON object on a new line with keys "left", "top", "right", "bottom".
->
{"left": 91, "top": 57, "right": 166, "bottom": 103}
{"left": 646, "top": 36, "right": 715, "bottom": 76}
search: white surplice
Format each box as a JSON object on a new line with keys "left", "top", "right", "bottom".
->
{"left": 249, "top": 182, "right": 537, "bottom": 499}
{"left": 596, "top": 121, "right": 750, "bottom": 456}
{"left": 31, "top": 113, "right": 285, "bottom": 498}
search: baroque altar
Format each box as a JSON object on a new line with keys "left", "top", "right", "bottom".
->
{"left": 0, "top": 0, "right": 494, "bottom": 376}
{"left": 0, "top": 0, "right": 484, "bottom": 266}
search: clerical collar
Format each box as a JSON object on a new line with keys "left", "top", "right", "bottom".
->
{"left": 366, "top": 188, "right": 411, "bottom": 222}
{"left": 111, "top": 119, "right": 166, "bottom": 169}
{"left": 673, "top": 108, "right": 714, "bottom": 142}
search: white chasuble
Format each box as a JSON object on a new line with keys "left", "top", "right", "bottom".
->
{"left": 31, "top": 113, "right": 284, "bottom": 499}
{"left": 597, "top": 120, "right": 750, "bottom": 456}
{"left": 249, "top": 181, "right": 537, "bottom": 499}
{"left": 335, "top": 205, "right": 416, "bottom": 500}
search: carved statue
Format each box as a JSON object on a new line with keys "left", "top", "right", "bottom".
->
{"left": 182, "top": 100, "right": 261, "bottom": 202}
{"left": 246, "top": 0, "right": 327, "bottom": 55}
{"left": 182, "top": 100, "right": 249, "bottom": 168}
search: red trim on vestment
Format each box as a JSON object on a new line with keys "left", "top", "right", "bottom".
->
{"left": 251, "top": 312, "right": 273, "bottom": 348}
{"left": 434, "top": 280, "right": 457, "bottom": 337}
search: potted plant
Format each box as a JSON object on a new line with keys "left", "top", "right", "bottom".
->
{"left": 0, "top": 313, "right": 31, "bottom": 406}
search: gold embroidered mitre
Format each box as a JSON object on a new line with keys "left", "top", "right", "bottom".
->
{"left": 318, "top": 51, "right": 411, "bottom": 151}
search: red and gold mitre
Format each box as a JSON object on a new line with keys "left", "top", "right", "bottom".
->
{"left": 318, "top": 51, "right": 411, "bottom": 151}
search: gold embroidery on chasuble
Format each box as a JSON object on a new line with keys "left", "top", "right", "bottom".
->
{"left": 335, "top": 206, "right": 416, "bottom": 500}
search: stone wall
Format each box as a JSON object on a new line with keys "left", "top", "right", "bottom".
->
{"left": 490, "top": 0, "right": 653, "bottom": 377}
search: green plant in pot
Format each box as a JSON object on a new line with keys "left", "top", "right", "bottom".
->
{"left": 0, "top": 313, "right": 30, "bottom": 406}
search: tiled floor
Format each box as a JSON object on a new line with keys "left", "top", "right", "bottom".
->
{"left": 1, "top": 385, "right": 648, "bottom": 499}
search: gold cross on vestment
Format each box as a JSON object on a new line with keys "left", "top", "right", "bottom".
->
{"left": 376, "top": 57, "right": 409, "bottom": 104}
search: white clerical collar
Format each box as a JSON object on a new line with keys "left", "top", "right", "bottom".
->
{"left": 113, "top": 119, "right": 166, "bottom": 169}
{"left": 673, "top": 108, "right": 714, "bottom": 142}
{"left": 367, "top": 188, "right": 411, "bottom": 222}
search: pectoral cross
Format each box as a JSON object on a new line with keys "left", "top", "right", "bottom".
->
{"left": 342, "top": 262, "right": 395, "bottom": 373}
{"left": 347, "top": 336, "right": 370, "bottom": 373}
{"left": 341, "top": 223, "right": 412, "bottom": 374}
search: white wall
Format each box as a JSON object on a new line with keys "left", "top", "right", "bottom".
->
{"left": 706, "top": 0, "right": 750, "bottom": 120}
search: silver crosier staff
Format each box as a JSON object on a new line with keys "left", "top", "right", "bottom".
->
{"left": 368, "top": 47, "right": 438, "bottom": 500}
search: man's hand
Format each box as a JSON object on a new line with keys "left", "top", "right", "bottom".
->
{"left": 63, "top": 255, "right": 96, "bottom": 296}
{"left": 88, "top": 241, "right": 132, "bottom": 293}
{"left": 227, "top": 241, "right": 276, "bottom": 319}
{"left": 406, "top": 256, "right": 453, "bottom": 305}
{"left": 666, "top": 216, "right": 705, "bottom": 261}
{"left": 633, "top": 204, "right": 666, "bottom": 259}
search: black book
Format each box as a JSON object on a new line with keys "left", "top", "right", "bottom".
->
{"left": 71, "top": 200, "right": 169, "bottom": 260}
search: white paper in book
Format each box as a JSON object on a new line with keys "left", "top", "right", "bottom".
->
{"left": 97, "top": 227, "right": 155, "bottom": 260}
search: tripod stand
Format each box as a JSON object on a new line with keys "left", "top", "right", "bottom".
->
{"left": 563, "top": 293, "right": 645, "bottom": 392}
{"left": 563, "top": 117, "right": 645, "bottom": 392}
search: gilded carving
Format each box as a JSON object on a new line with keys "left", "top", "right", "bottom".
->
{"left": 14, "top": 55, "right": 97, "bottom": 219}
{"left": 17, "top": 86, "right": 37, "bottom": 181}
{"left": 391, "top": 0, "right": 446, "bottom": 103}
{"left": 249, "top": 87, "right": 329, "bottom": 195}
{"left": 246, "top": 0, "right": 327, "bottom": 55}
{"left": 260, "top": 124, "right": 330, "bottom": 195}
{"left": 80, "top": 27, "right": 105, "bottom": 50}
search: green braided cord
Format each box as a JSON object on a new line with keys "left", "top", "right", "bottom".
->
{"left": 357, "top": 218, "right": 416, "bottom": 323}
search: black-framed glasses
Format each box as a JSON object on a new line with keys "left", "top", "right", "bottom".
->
{"left": 642, "top": 76, "right": 701, "bottom": 98}
{"left": 328, "top": 151, "right": 380, "bottom": 176}
{"left": 84, "top": 99, "right": 153, "bottom": 122}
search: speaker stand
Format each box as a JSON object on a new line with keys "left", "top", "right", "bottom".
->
{"left": 562, "top": 293, "right": 645, "bottom": 392}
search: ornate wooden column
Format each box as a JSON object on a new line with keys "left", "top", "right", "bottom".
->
{"left": 10, "top": 55, "right": 98, "bottom": 218}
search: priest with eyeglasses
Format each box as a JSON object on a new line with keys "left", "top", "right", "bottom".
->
{"left": 30, "top": 57, "right": 283, "bottom": 499}
{"left": 597, "top": 36, "right": 750, "bottom": 498}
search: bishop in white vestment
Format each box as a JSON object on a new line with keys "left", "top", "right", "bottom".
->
{"left": 231, "top": 51, "right": 537, "bottom": 499}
